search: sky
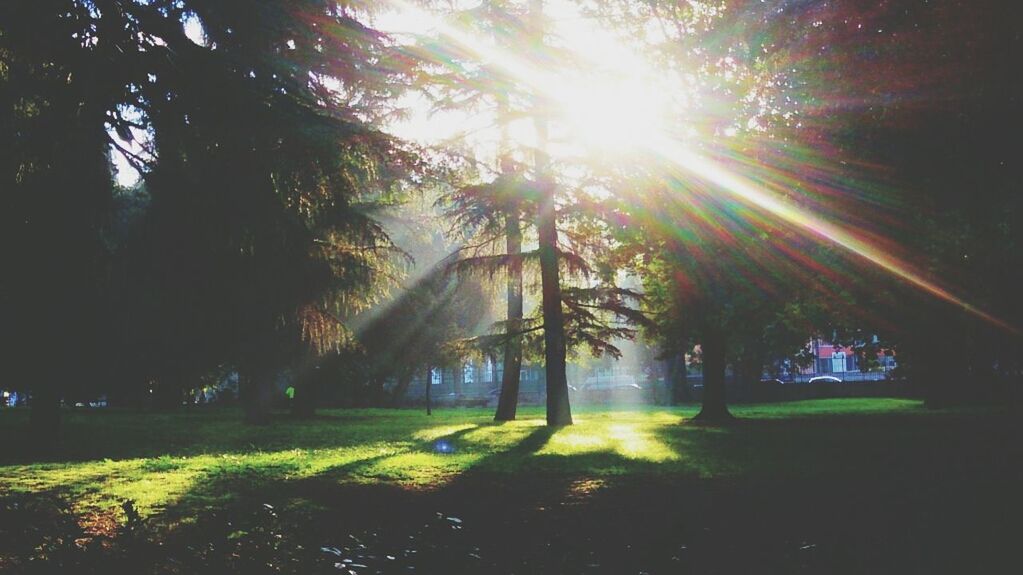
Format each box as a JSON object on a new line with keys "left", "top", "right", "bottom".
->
{"left": 110, "top": 0, "right": 667, "bottom": 187}
{"left": 105, "top": 0, "right": 980, "bottom": 194}
{"left": 372, "top": 0, "right": 674, "bottom": 168}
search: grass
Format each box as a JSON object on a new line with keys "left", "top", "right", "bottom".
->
{"left": 0, "top": 398, "right": 1008, "bottom": 525}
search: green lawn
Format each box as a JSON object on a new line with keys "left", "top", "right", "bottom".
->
{"left": 0, "top": 399, "right": 1005, "bottom": 524}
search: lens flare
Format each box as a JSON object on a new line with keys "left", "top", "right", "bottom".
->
{"left": 378, "top": 0, "right": 1013, "bottom": 332}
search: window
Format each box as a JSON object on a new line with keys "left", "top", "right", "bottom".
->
{"left": 817, "top": 358, "right": 832, "bottom": 374}
{"left": 463, "top": 364, "right": 474, "bottom": 385}
{"left": 846, "top": 354, "right": 859, "bottom": 372}
{"left": 832, "top": 351, "right": 846, "bottom": 373}
{"left": 431, "top": 368, "right": 442, "bottom": 386}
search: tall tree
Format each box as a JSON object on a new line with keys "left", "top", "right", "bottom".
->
{"left": 494, "top": 62, "right": 526, "bottom": 421}
{"left": 131, "top": 0, "right": 420, "bottom": 424}
{"left": 0, "top": 1, "right": 137, "bottom": 442}
{"left": 411, "top": 0, "right": 533, "bottom": 420}
{"left": 2, "top": 0, "right": 423, "bottom": 429}
{"left": 414, "top": 0, "right": 617, "bottom": 425}
{"left": 528, "top": 0, "right": 572, "bottom": 425}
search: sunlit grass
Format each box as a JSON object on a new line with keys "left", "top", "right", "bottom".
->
{"left": 538, "top": 416, "right": 681, "bottom": 462}
{"left": 0, "top": 398, "right": 988, "bottom": 523}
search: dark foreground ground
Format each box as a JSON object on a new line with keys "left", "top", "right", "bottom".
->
{"left": 1, "top": 400, "right": 1020, "bottom": 574}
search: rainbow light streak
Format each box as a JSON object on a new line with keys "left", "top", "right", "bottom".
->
{"left": 649, "top": 138, "right": 1016, "bottom": 332}
{"left": 382, "top": 0, "right": 1014, "bottom": 333}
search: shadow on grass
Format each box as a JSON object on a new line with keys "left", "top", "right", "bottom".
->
{"left": 4, "top": 405, "right": 1022, "bottom": 574}
{"left": 5, "top": 404, "right": 1018, "bottom": 520}
{"left": 0, "top": 407, "right": 486, "bottom": 465}
{"left": 139, "top": 421, "right": 563, "bottom": 553}
{"left": 0, "top": 406, "right": 986, "bottom": 520}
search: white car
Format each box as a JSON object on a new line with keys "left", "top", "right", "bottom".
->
{"left": 808, "top": 375, "right": 843, "bottom": 384}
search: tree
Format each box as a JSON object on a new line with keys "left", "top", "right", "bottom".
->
{"left": 525, "top": 0, "right": 571, "bottom": 426}
{"left": 591, "top": 0, "right": 1023, "bottom": 421}
{"left": 443, "top": 171, "right": 533, "bottom": 420}
{"left": 0, "top": 1, "right": 137, "bottom": 443}
{"left": 1, "top": 0, "right": 424, "bottom": 431}
{"left": 409, "top": 0, "right": 534, "bottom": 420}
{"left": 124, "top": 0, "right": 422, "bottom": 424}
{"left": 414, "top": 0, "right": 647, "bottom": 425}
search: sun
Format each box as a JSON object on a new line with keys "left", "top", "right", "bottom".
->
{"left": 545, "top": 3, "right": 674, "bottom": 156}
{"left": 375, "top": 0, "right": 676, "bottom": 159}
{"left": 556, "top": 75, "right": 669, "bottom": 154}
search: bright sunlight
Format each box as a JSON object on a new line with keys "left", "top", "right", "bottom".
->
{"left": 376, "top": 0, "right": 1006, "bottom": 331}
{"left": 5, "top": 1, "right": 1021, "bottom": 573}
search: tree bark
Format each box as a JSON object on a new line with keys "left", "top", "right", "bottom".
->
{"left": 242, "top": 368, "right": 275, "bottom": 425}
{"left": 453, "top": 362, "right": 464, "bottom": 396}
{"left": 291, "top": 377, "right": 316, "bottom": 418}
{"left": 493, "top": 23, "right": 523, "bottom": 422}
{"left": 371, "top": 374, "right": 387, "bottom": 407}
{"left": 390, "top": 370, "right": 413, "bottom": 407}
{"left": 693, "top": 326, "right": 734, "bottom": 424}
{"left": 425, "top": 366, "right": 433, "bottom": 416}
{"left": 669, "top": 352, "right": 689, "bottom": 405}
{"left": 916, "top": 318, "right": 964, "bottom": 408}
{"left": 531, "top": 0, "right": 571, "bottom": 427}
{"left": 496, "top": 211, "right": 524, "bottom": 421}
{"left": 537, "top": 155, "right": 571, "bottom": 425}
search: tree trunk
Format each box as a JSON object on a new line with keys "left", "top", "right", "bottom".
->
{"left": 390, "top": 370, "right": 413, "bottom": 407}
{"left": 693, "top": 326, "right": 734, "bottom": 424}
{"left": 425, "top": 366, "right": 433, "bottom": 416}
{"left": 291, "top": 376, "right": 316, "bottom": 418}
{"left": 370, "top": 374, "right": 388, "bottom": 407}
{"left": 917, "top": 317, "right": 964, "bottom": 408}
{"left": 30, "top": 385, "right": 61, "bottom": 449}
{"left": 288, "top": 351, "right": 320, "bottom": 417}
{"left": 537, "top": 165, "right": 571, "bottom": 425}
{"left": 493, "top": 26, "right": 523, "bottom": 422}
{"left": 243, "top": 368, "right": 275, "bottom": 425}
{"left": 530, "top": 0, "right": 571, "bottom": 427}
{"left": 669, "top": 352, "right": 689, "bottom": 405}
{"left": 453, "top": 362, "right": 464, "bottom": 396}
{"left": 496, "top": 211, "right": 524, "bottom": 421}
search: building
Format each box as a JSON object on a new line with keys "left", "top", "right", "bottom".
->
{"left": 792, "top": 338, "right": 897, "bottom": 382}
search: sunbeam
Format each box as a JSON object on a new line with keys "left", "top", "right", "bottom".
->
{"left": 650, "top": 137, "right": 1018, "bottom": 333}
{"left": 379, "top": 0, "right": 1013, "bottom": 332}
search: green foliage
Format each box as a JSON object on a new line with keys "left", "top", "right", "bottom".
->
{"left": 1, "top": 1, "right": 428, "bottom": 414}
{"left": 0, "top": 1, "right": 127, "bottom": 404}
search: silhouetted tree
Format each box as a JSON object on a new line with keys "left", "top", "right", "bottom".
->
{"left": 0, "top": 1, "right": 137, "bottom": 443}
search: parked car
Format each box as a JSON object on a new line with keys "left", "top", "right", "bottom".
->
{"left": 578, "top": 374, "right": 644, "bottom": 403}
{"left": 808, "top": 375, "right": 843, "bottom": 384}
{"left": 760, "top": 378, "right": 785, "bottom": 385}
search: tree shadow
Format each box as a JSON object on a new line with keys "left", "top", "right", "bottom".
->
{"left": 148, "top": 422, "right": 557, "bottom": 530}
{"left": 8, "top": 408, "right": 1022, "bottom": 574}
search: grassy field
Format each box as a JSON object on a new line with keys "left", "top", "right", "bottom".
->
{"left": 2, "top": 398, "right": 1020, "bottom": 574}
{"left": 0, "top": 398, "right": 1004, "bottom": 520}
